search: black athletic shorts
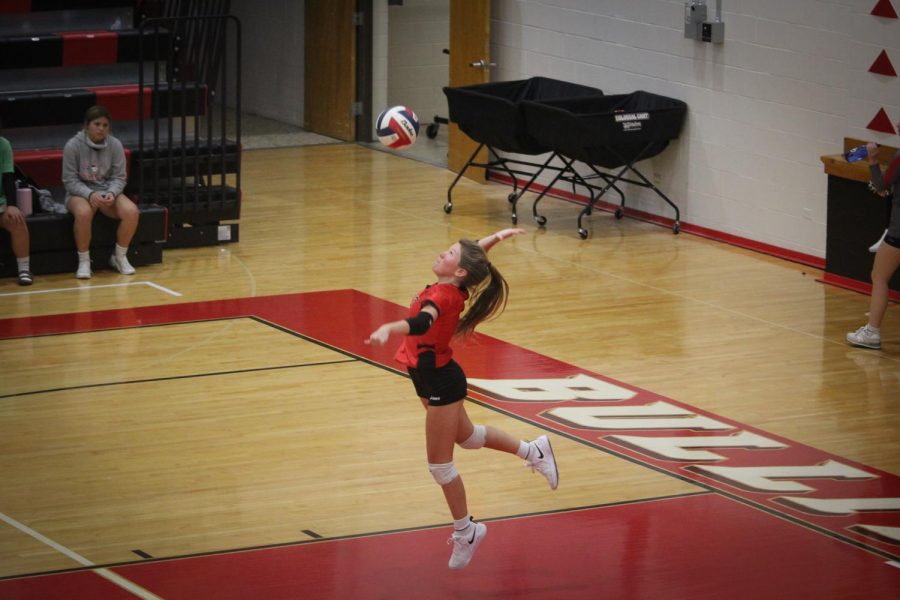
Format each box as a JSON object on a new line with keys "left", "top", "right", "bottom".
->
{"left": 407, "top": 360, "right": 467, "bottom": 406}
{"left": 884, "top": 234, "right": 900, "bottom": 250}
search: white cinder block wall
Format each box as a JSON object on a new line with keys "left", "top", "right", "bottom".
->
{"left": 387, "top": 0, "right": 450, "bottom": 134}
{"left": 230, "top": 0, "right": 305, "bottom": 126}
{"left": 491, "top": 0, "right": 900, "bottom": 258}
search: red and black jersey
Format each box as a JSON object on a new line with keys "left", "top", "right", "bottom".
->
{"left": 394, "top": 283, "right": 468, "bottom": 369}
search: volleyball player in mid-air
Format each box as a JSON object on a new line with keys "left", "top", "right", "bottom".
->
{"left": 366, "top": 228, "right": 559, "bottom": 570}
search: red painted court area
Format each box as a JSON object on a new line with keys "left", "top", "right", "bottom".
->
{"left": 1, "top": 291, "right": 899, "bottom": 598}
{"left": 3, "top": 494, "right": 898, "bottom": 599}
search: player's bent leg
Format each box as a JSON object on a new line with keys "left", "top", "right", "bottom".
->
{"left": 458, "top": 424, "right": 486, "bottom": 449}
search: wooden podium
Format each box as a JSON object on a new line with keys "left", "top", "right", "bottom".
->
{"left": 820, "top": 138, "right": 900, "bottom": 297}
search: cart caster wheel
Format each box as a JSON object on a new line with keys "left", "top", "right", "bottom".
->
{"left": 615, "top": 208, "right": 624, "bottom": 219}
{"left": 535, "top": 215, "right": 547, "bottom": 227}
{"left": 426, "top": 123, "right": 439, "bottom": 139}
{"left": 578, "top": 228, "right": 588, "bottom": 239}
{"left": 673, "top": 222, "right": 680, "bottom": 234}
{"left": 507, "top": 192, "right": 518, "bottom": 203}
{"left": 443, "top": 203, "right": 452, "bottom": 214}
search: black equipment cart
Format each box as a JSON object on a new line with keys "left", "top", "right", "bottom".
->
{"left": 442, "top": 77, "right": 602, "bottom": 223}
{"left": 521, "top": 91, "right": 687, "bottom": 238}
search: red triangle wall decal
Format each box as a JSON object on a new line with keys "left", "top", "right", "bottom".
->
{"left": 871, "top": 0, "right": 898, "bottom": 18}
{"left": 867, "top": 108, "right": 897, "bottom": 134}
{"left": 870, "top": 50, "right": 898, "bottom": 76}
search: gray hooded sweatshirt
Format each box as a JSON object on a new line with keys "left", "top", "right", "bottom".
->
{"left": 62, "top": 129, "right": 127, "bottom": 201}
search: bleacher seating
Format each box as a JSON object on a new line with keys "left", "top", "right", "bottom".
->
{"left": 0, "top": 0, "right": 240, "bottom": 278}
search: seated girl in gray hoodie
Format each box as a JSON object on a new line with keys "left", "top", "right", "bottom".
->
{"left": 62, "top": 105, "right": 140, "bottom": 279}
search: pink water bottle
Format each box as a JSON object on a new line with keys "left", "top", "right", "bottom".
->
{"left": 16, "top": 187, "right": 33, "bottom": 216}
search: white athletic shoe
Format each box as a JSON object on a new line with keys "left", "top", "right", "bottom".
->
{"left": 76, "top": 261, "right": 92, "bottom": 279}
{"left": 847, "top": 325, "right": 881, "bottom": 350}
{"left": 109, "top": 253, "right": 136, "bottom": 275}
{"left": 447, "top": 521, "right": 487, "bottom": 570}
{"left": 526, "top": 435, "right": 559, "bottom": 490}
{"left": 869, "top": 229, "right": 887, "bottom": 253}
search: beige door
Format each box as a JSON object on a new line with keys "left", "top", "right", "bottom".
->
{"left": 304, "top": 0, "right": 356, "bottom": 141}
{"left": 448, "top": 0, "right": 490, "bottom": 181}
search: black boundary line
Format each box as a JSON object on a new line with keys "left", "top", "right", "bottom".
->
{"left": 0, "top": 492, "right": 711, "bottom": 582}
{"left": 0, "top": 315, "right": 360, "bottom": 400}
{"left": 2, "top": 312, "right": 897, "bottom": 582}
{"left": 131, "top": 550, "right": 152, "bottom": 559}
{"left": 0, "top": 360, "right": 358, "bottom": 400}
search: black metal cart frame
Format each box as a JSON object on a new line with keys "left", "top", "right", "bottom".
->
{"left": 529, "top": 141, "right": 681, "bottom": 238}
{"left": 445, "top": 142, "right": 566, "bottom": 224}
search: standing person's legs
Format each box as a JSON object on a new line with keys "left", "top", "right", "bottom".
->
{"left": 848, "top": 238, "right": 900, "bottom": 349}
{"left": 868, "top": 241, "right": 900, "bottom": 329}
{"left": 67, "top": 196, "right": 96, "bottom": 278}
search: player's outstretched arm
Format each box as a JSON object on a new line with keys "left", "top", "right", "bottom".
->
{"left": 478, "top": 228, "right": 526, "bottom": 252}
{"left": 365, "top": 320, "right": 410, "bottom": 346}
{"left": 365, "top": 305, "right": 438, "bottom": 346}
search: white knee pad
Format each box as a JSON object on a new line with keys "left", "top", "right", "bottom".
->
{"left": 459, "top": 424, "right": 486, "bottom": 450}
{"left": 428, "top": 461, "right": 459, "bottom": 485}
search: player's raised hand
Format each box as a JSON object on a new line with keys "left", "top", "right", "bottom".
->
{"left": 495, "top": 228, "right": 526, "bottom": 241}
{"left": 480, "top": 228, "right": 526, "bottom": 251}
{"left": 365, "top": 324, "right": 391, "bottom": 346}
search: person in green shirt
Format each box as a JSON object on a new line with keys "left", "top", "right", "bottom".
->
{"left": 0, "top": 134, "right": 33, "bottom": 285}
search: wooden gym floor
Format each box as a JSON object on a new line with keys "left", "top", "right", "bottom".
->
{"left": 0, "top": 144, "right": 898, "bottom": 598}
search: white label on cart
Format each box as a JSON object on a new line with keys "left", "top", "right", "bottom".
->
{"left": 622, "top": 121, "right": 643, "bottom": 132}
{"left": 614, "top": 112, "right": 649, "bottom": 122}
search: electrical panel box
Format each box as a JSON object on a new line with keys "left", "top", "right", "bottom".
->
{"left": 684, "top": 2, "right": 707, "bottom": 40}
{"left": 701, "top": 21, "right": 725, "bottom": 43}
{"left": 685, "top": 2, "right": 724, "bottom": 44}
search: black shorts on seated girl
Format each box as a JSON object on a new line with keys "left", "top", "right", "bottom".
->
{"left": 395, "top": 282, "right": 470, "bottom": 406}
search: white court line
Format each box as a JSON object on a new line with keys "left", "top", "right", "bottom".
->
{"left": 0, "top": 281, "right": 182, "bottom": 298}
{"left": 0, "top": 510, "right": 163, "bottom": 599}
{"left": 226, "top": 249, "right": 257, "bottom": 297}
